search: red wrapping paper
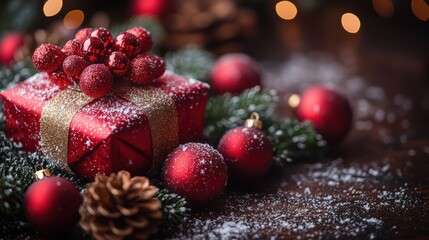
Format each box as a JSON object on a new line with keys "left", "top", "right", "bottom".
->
{"left": 1, "top": 71, "right": 209, "bottom": 179}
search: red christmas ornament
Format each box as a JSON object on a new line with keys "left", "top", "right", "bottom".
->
{"left": 32, "top": 44, "right": 65, "bottom": 73}
{"left": 80, "top": 64, "right": 113, "bottom": 98}
{"left": 131, "top": 0, "right": 172, "bottom": 18}
{"left": 210, "top": 53, "right": 261, "bottom": 94}
{"left": 112, "top": 32, "right": 140, "bottom": 58}
{"left": 0, "top": 32, "right": 25, "bottom": 65}
{"left": 24, "top": 168, "right": 82, "bottom": 235}
{"left": 81, "top": 37, "right": 105, "bottom": 64}
{"left": 126, "top": 27, "right": 153, "bottom": 53}
{"left": 62, "top": 39, "right": 82, "bottom": 56}
{"left": 106, "top": 51, "right": 130, "bottom": 77}
{"left": 48, "top": 70, "right": 71, "bottom": 89}
{"left": 75, "top": 28, "right": 93, "bottom": 43}
{"left": 89, "top": 28, "right": 113, "bottom": 51}
{"left": 127, "top": 54, "right": 166, "bottom": 85}
{"left": 63, "top": 55, "right": 87, "bottom": 77}
{"left": 163, "top": 143, "right": 228, "bottom": 207}
{"left": 295, "top": 85, "right": 353, "bottom": 143}
{"left": 218, "top": 112, "right": 273, "bottom": 184}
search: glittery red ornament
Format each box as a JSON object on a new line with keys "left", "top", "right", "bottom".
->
{"left": 296, "top": 86, "right": 353, "bottom": 143}
{"left": 163, "top": 143, "right": 228, "bottom": 207}
{"left": 106, "top": 51, "right": 130, "bottom": 77}
{"left": 0, "top": 32, "right": 24, "bottom": 65}
{"left": 127, "top": 54, "right": 166, "bottom": 85}
{"left": 24, "top": 177, "right": 82, "bottom": 235}
{"left": 80, "top": 64, "right": 113, "bottom": 98}
{"left": 75, "top": 28, "right": 93, "bottom": 42}
{"left": 81, "top": 37, "right": 105, "bottom": 64}
{"left": 63, "top": 55, "right": 87, "bottom": 77}
{"left": 89, "top": 27, "right": 113, "bottom": 51}
{"left": 48, "top": 70, "right": 71, "bottom": 89}
{"left": 218, "top": 113, "right": 273, "bottom": 184}
{"left": 62, "top": 39, "right": 82, "bottom": 56}
{"left": 131, "top": 0, "right": 172, "bottom": 18}
{"left": 32, "top": 44, "right": 65, "bottom": 73}
{"left": 210, "top": 53, "right": 261, "bottom": 94}
{"left": 127, "top": 27, "right": 153, "bottom": 53}
{"left": 112, "top": 32, "right": 140, "bottom": 58}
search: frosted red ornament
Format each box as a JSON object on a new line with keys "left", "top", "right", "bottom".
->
{"left": 89, "top": 27, "right": 113, "bottom": 51}
{"left": 163, "top": 143, "right": 228, "bottom": 207}
{"left": 210, "top": 53, "right": 261, "bottom": 94}
{"left": 62, "top": 39, "right": 82, "bottom": 56}
{"left": 127, "top": 54, "right": 166, "bottom": 85}
{"left": 127, "top": 27, "right": 153, "bottom": 53}
{"left": 218, "top": 113, "right": 273, "bottom": 184}
{"left": 81, "top": 37, "right": 105, "bottom": 64}
{"left": 63, "top": 55, "right": 87, "bottom": 77}
{"left": 106, "top": 51, "right": 130, "bottom": 77}
{"left": 80, "top": 64, "right": 113, "bottom": 98}
{"left": 112, "top": 32, "right": 140, "bottom": 58}
{"left": 295, "top": 86, "right": 353, "bottom": 144}
{"left": 75, "top": 28, "right": 93, "bottom": 42}
{"left": 32, "top": 44, "right": 65, "bottom": 73}
{"left": 0, "top": 32, "right": 25, "bottom": 65}
{"left": 25, "top": 175, "right": 82, "bottom": 235}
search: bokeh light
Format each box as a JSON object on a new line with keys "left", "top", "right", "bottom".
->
{"left": 341, "top": 13, "right": 361, "bottom": 34}
{"left": 276, "top": 1, "right": 298, "bottom": 20}
{"left": 43, "top": 0, "right": 63, "bottom": 17}
{"left": 372, "top": 0, "right": 394, "bottom": 18}
{"left": 411, "top": 0, "right": 429, "bottom": 21}
{"left": 64, "top": 10, "right": 85, "bottom": 30}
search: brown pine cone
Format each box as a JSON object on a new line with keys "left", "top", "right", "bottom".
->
{"left": 79, "top": 171, "right": 162, "bottom": 240}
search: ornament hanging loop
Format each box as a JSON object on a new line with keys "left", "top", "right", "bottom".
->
{"left": 244, "top": 112, "right": 263, "bottom": 129}
{"left": 34, "top": 165, "right": 52, "bottom": 181}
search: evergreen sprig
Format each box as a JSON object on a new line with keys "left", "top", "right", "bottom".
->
{"left": 157, "top": 189, "right": 190, "bottom": 227}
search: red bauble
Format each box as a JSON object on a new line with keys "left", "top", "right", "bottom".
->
{"left": 112, "top": 32, "right": 140, "bottom": 58}
{"left": 296, "top": 85, "right": 353, "bottom": 143}
{"left": 63, "top": 55, "right": 87, "bottom": 77}
{"left": 81, "top": 37, "right": 105, "bottom": 64}
{"left": 48, "top": 70, "right": 71, "bottom": 89}
{"left": 127, "top": 27, "right": 153, "bottom": 53}
{"left": 75, "top": 28, "right": 93, "bottom": 42}
{"left": 127, "top": 54, "right": 166, "bottom": 85}
{"left": 163, "top": 143, "right": 228, "bottom": 207}
{"left": 80, "top": 64, "right": 113, "bottom": 98}
{"left": 62, "top": 39, "right": 82, "bottom": 56}
{"left": 106, "top": 51, "right": 130, "bottom": 77}
{"left": 32, "top": 44, "right": 65, "bottom": 73}
{"left": 24, "top": 177, "right": 82, "bottom": 235}
{"left": 0, "top": 32, "right": 25, "bottom": 65}
{"left": 89, "top": 27, "right": 113, "bottom": 50}
{"left": 210, "top": 53, "right": 262, "bottom": 94}
{"left": 131, "top": 0, "right": 171, "bottom": 18}
{"left": 218, "top": 126, "right": 273, "bottom": 184}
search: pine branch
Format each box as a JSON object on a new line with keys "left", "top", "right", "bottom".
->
{"left": 165, "top": 46, "right": 215, "bottom": 82}
{"left": 157, "top": 189, "right": 190, "bottom": 228}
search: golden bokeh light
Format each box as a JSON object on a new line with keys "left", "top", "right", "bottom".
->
{"left": 43, "top": 0, "right": 63, "bottom": 17}
{"left": 372, "top": 0, "right": 394, "bottom": 18}
{"left": 64, "top": 10, "right": 85, "bottom": 30}
{"left": 288, "top": 94, "right": 301, "bottom": 109}
{"left": 341, "top": 13, "right": 361, "bottom": 34}
{"left": 411, "top": 0, "right": 429, "bottom": 21}
{"left": 276, "top": 1, "right": 298, "bottom": 20}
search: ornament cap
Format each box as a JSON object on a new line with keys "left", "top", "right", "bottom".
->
{"left": 34, "top": 165, "right": 52, "bottom": 181}
{"left": 244, "top": 112, "right": 263, "bottom": 129}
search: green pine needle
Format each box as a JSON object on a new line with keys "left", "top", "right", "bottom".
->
{"left": 165, "top": 46, "right": 215, "bottom": 82}
{"left": 157, "top": 189, "right": 190, "bottom": 227}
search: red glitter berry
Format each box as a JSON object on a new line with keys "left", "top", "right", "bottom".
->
{"left": 62, "top": 39, "right": 82, "bottom": 56}
{"left": 48, "top": 70, "right": 70, "bottom": 89}
{"left": 127, "top": 54, "right": 166, "bottom": 85}
{"left": 112, "top": 32, "right": 140, "bottom": 58}
{"left": 89, "top": 28, "right": 113, "bottom": 50}
{"left": 106, "top": 51, "right": 130, "bottom": 77}
{"left": 81, "top": 37, "right": 105, "bottom": 64}
{"left": 74, "top": 28, "right": 93, "bottom": 43}
{"left": 32, "top": 44, "right": 65, "bottom": 73}
{"left": 126, "top": 27, "right": 153, "bottom": 53}
{"left": 62, "top": 55, "right": 87, "bottom": 77}
{"left": 80, "top": 64, "right": 113, "bottom": 98}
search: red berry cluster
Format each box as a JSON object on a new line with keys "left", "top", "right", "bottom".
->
{"left": 32, "top": 27, "right": 165, "bottom": 98}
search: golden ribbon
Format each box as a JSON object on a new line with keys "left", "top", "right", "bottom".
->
{"left": 39, "top": 82, "right": 179, "bottom": 173}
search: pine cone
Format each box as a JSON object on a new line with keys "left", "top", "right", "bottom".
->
{"left": 79, "top": 171, "right": 162, "bottom": 240}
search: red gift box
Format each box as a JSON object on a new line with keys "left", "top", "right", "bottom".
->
{"left": 1, "top": 71, "right": 209, "bottom": 179}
